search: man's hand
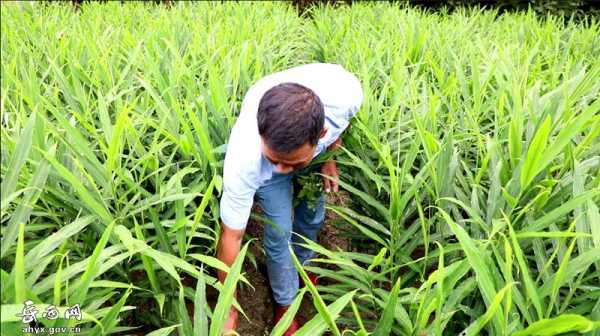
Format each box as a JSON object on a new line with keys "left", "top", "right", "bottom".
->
{"left": 328, "top": 137, "right": 342, "bottom": 151}
{"left": 321, "top": 160, "right": 339, "bottom": 193}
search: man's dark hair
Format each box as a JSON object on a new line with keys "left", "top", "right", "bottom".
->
{"left": 257, "top": 82, "right": 325, "bottom": 153}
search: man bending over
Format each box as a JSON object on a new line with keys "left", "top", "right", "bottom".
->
{"left": 217, "top": 62, "right": 363, "bottom": 334}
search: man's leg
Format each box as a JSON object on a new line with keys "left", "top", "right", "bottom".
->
{"left": 292, "top": 193, "right": 326, "bottom": 266}
{"left": 255, "top": 173, "right": 298, "bottom": 306}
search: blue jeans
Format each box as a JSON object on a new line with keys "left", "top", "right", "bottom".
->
{"left": 254, "top": 168, "right": 326, "bottom": 306}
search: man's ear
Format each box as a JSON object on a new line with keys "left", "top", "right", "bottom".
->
{"left": 319, "top": 128, "right": 327, "bottom": 139}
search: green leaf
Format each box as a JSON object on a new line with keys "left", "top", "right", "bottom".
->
{"left": 1, "top": 141, "right": 53, "bottom": 259}
{"left": 372, "top": 276, "right": 402, "bottom": 336}
{"left": 178, "top": 286, "right": 194, "bottom": 336}
{"left": 0, "top": 111, "right": 36, "bottom": 204}
{"left": 521, "top": 116, "right": 552, "bottom": 190}
{"left": 209, "top": 242, "right": 249, "bottom": 336}
{"left": 14, "top": 223, "right": 26, "bottom": 304}
{"left": 539, "top": 248, "right": 600, "bottom": 298}
{"left": 194, "top": 267, "right": 209, "bottom": 336}
{"left": 294, "top": 290, "right": 356, "bottom": 335}
{"left": 290, "top": 244, "right": 342, "bottom": 336}
{"left": 89, "top": 287, "right": 133, "bottom": 336}
{"left": 547, "top": 238, "right": 577, "bottom": 317}
{"left": 461, "top": 282, "right": 515, "bottom": 336}
{"left": 106, "top": 104, "right": 131, "bottom": 172}
{"left": 438, "top": 208, "right": 504, "bottom": 334}
{"left": 271, "top": 288, "right": 307, "bottom": 336}
{"left": 40, "top": 150, "right": 113, "bottom": 225}
{"left": 507, "top": 218, "right": 544, "bottom": 319}
{"left": 24, "top": 215, "right": 94, "bottom": 270}
{"left": 70, "top": 220, "right": 116, "bottom": 306}
{"left": 523, "top": 189, "right": 600, "bottom": 232}
{"left": 147, "top": 324, "right": 182, "bottom": 336}
{"left": 512, "top": 314, "right": 600, "bottom": 336}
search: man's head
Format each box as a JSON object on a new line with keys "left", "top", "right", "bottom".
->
{"left": 257, "top": 82, "right": 326, "bottom": 174}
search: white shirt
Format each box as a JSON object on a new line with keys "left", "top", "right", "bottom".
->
{"left": 220, "top": 63, "right": 363, "bottom": 230}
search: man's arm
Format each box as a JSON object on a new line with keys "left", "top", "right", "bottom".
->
{"left": 217, "top": 221, "right": 245, "bottom": 283}
{"left": 217, "top": 221, "right": 245, "bottom": 331}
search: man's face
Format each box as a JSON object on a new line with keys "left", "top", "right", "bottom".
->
{"left": 261, "top": 139, "right": 316, "bottom": 174}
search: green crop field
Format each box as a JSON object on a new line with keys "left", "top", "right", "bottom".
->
{"left": 1, "top": 1, "right": 599, "bottom": 335}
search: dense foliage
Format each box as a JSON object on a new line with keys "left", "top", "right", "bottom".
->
{"left": 1, "top": 1, "right": 599, "bottom": 335}
{"left": 293, "top": 0, "right": 600, "bottom": 18}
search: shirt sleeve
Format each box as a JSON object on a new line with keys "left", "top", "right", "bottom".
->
{"left": 219, "top": 95, "right": 260, "bottom": 231}
{"left": 219, "top": 170, "right": 256, "bottom": 230}
{"left": 345, "top": 72, "right": 364, "bottom": 120}
{"left": 318, "top": 71, "right": 364, "bottom": 152}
